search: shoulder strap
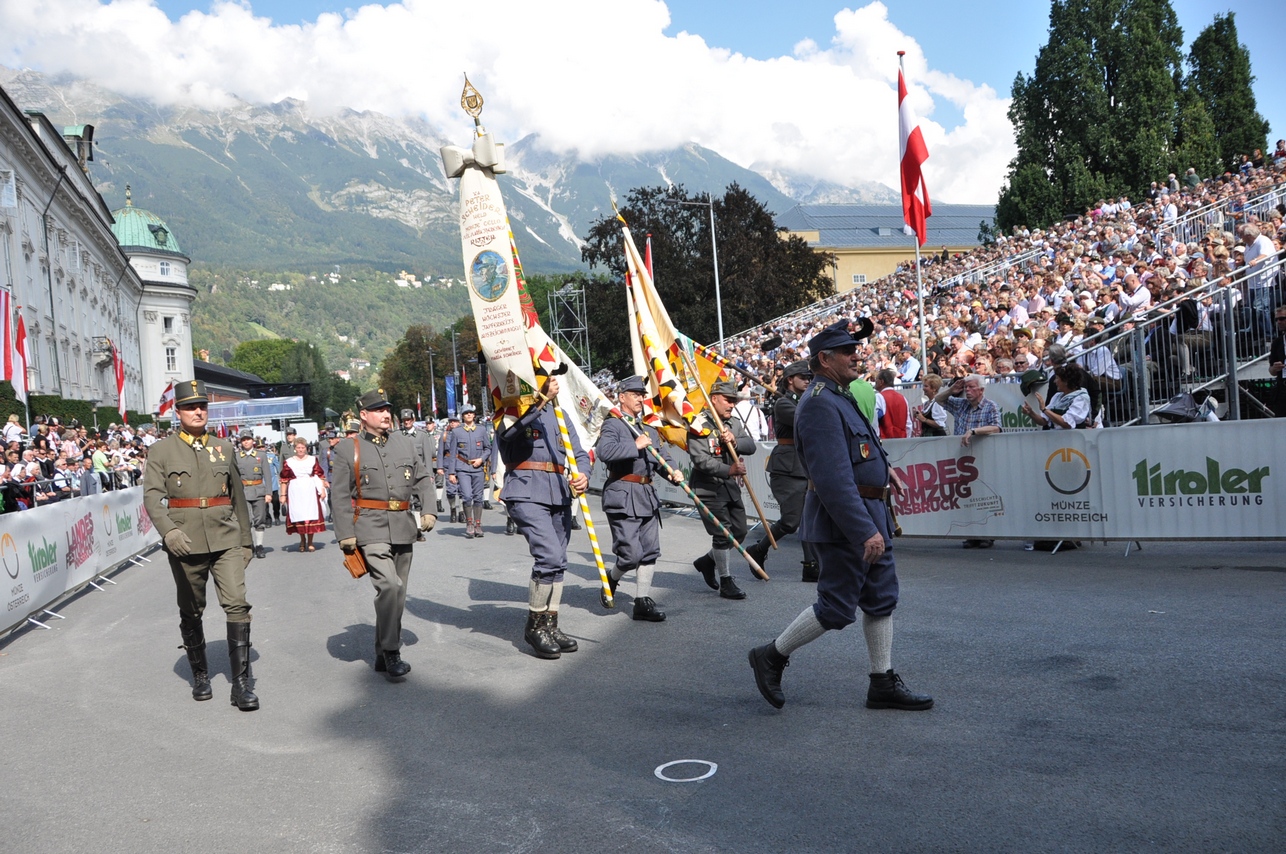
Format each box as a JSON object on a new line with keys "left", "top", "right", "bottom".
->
{"left": 352, "top": 436, "right": 361, "bottom": 527}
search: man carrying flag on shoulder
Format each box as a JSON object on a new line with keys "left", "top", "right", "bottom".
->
{"left": 689, "top": 380, "right": 757, "bottom": 600}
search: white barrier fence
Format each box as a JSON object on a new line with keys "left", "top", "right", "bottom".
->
{"left": 3, "top": 487, "right": 162, "bottom": 635}
{"left": 589, "top": 420, "right": 1285, "bottom": 541}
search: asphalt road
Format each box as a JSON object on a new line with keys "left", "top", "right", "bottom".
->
{"left": 2, "top": 509, "right": 1283, "bottom": 853}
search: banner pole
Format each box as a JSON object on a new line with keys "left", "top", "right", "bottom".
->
{"left": 551, "top": 405, "right": 613, "bottom": 607}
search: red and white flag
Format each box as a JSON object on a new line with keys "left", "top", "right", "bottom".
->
{"left": 112, "top": 342, "right": 127, "bottom": 422}
{"left": 158, "top": 380, "right": 175, "bottom": 416}
{"left": 460, "top": 365, "right": 469, "bottom": 407}
{"left": 898, "top": 67, "right": 932, "bottom": 246}
{"left": 12, "top": 312, "right": 27, "bottom": 404}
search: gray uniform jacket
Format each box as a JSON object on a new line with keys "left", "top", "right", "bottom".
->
{"left": 234, "top": 448, "right": 270, "bottom": 500}
{"left": 767, "top": 393, "right": 806, "bottom": 478}
{"left": 596, "top": 415, "right": 675, "bottom": 517}
{"left": 399, "top": 427, "right": 432, "bottom": 472}
{"left": 795, "top": 377, "right": 892, "bottom": 548}
{"left": 441, "top": 425, "right": 493, "bottom": 476}
{"left": 688, "top": 413, "right": 756, "bottom": 496}
{"left": 328, "top": 431, "right": 433, "bottom": 547}
{"left": 498, "top": 404, "right": 589, "bottom": 506}
{"left": 144, "top": 433, "right": 253, "bottom": 553}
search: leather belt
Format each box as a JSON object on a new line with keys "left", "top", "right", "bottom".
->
{"left": 610, "top": 473, "right": 652, "bottom": 485}
{"left": 168, "top": 497, "right": 231, "bottom": 509}
{"left": 514, "top": 460, "right": 565, "bottom": 474}
{"left": 241, "top": 479, "right": 263, "bottom": 486}
{"left": 775, "top": 437, "right": 795, "bottom": 445}
{"left": 456, "top": 453, "right": 482, "bottom": 467}
{"left": 807, "top": 482, "right": 889, "bottom": 500}
{"left": 355, "top": 498, "right": 409, "bottom": 511}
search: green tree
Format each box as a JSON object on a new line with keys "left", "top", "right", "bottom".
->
{"left": 278, "top": 341, "right": 357, "bottom": 423}
{"left": 580, "top": 183, "right": 834, "bottom": 376}
{"left": 1170, "top": 91, "right": 1222, "bottom": 179}
{"left": 228, "top": 339, "right": 297, "bottom": 382}
{"left": 1187, "top": 12, "right": 1269, "bottom": 172}
{"left": 378, "top": 320, "right": 480, "bottom": 419}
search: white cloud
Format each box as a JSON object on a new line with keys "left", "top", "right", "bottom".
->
{"left": 0, "top": 0, "right": 1014, "bottom": 203}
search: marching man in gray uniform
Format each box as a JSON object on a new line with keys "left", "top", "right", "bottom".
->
{"left": 497, "top": 376, "right": 589, "bottom": 659}
{"left": 442, "top": 404, "right": 492, "bottom": 538}
{"left": 746, "top": 360, "right": 820, "bottom": 581}
{"left": 329, "top": 389, "right": 436, "bottom": 681}
{"left": 439, "top": 413, "right": 462, "bottom": 524}
{"left": 399, "top": 408, "right": 435, "bottom": 541}
{"left": 234, "top": 432, "right": 271, "bottom": 559}
{"left": 595, "top": 376, "right": 685, "bottom": 622}
{"left": 748, "top": 319, "right": 931, "bottom": 712}
{"left": 689, "top": 379, "right": 757, "bottom": 600}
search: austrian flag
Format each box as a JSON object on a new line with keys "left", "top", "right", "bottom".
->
{"left": 898, "top": 67, "right": 932, "bottom": 246}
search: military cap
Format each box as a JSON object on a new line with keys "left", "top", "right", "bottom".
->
{"left": 173, "top": 380, "right": 208, "bottom": 407}
{"left": 461, "top": 404, "right": 476, "bottom": 414}
{"left": 618, "top": 376, "right": 648, "bottom": 394}
{"left": 344, "top": 418, "right": 361, "bottom": 434}
{"left": 710, "top": 380, "right": 740, "bottom": 399}
{"left": 356, "top": 388, "right": 391, "bottom": 411}
{"left": 238, "top": 432, "right": 255, "bottom": 442}
{"left": 400, "top": 408, "right": 416, "bottom": 421}
{"left": 807, "top": 318, "right": 874, "bottom": 356}
{"left": 448, "top": 413, "right": 461, "bottom": 422}
{"left": 782, "top": 360, "right": 812, "bottom": 379}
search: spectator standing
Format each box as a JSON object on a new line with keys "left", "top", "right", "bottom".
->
{"left": 935, "top": 374, "right": 1001, "bottom": 549}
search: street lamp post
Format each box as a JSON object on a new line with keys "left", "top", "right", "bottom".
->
{"left": 663, "top": 195, "right": 725, "bottom": 354}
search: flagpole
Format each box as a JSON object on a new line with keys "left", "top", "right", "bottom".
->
{"left": 899, "top": 51, "right": 929, "bottom": 369}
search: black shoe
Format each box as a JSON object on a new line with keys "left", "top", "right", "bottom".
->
{"left": 450, "top": 509, "right": 458, "bottom": 524}
{"left": 524, "top": 611, "right": 561, "bottom": 660}
{"left": 179, "top": 625, "right": 212, "bottom": 702}
{"left": 483, "top": 500, "right": 492, "bottom": 510}
{"left": 719, "top": 576, "right": 746, "bottom": 600}
{"left": 693, "top": 554, "right": 718, "bottom": 590}
{"left": 380, "top": 650, "right": 411, "bottom": 681}
{"left": 227, "top": 622, "right": 260, "bottom": 712}
{"left": 506, "top": 518, "right": 516, "bottom": 536}
{"left": 977, "top": 539, "right": 994, "bottom": 549}
{"left": 745, "top": 538, "right": 770, "bottom": 570}
{"left": 866, "top": 670, "right": 933, "bottom": 711}
{"left": 801, "top": 561, "right": 820, "bottom": 583}
{"left": 547, "top": 612, "right": 578, "bottom": 653}
{"left": 962, "top": 539, "right": 979, "bottom": 548}
{"left": 416, "top": 532, "right": 426, "bottom": 542}
{"left": 600, "top": 573, "right": 619, "bottom": 609}
{"left": 571, "top": 517, "right": 582, "bottom": 531}
{"left": 436, "top": 500, "right": 444, "bottom": 512}
{"left": 632, "top": 597, "right": 666, "bottom": 622}
{"left": 254, "top": 545, "right": 266, "bottom": 559}
{"left": 748, "top": 642, "right": 789, "bottom": 709}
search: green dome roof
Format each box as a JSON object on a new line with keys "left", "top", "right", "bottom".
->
{"left": 110, "top": 186, "right": 183, "bottom": 255}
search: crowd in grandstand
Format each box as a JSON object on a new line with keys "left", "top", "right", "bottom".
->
{"left": 723, "top": 153, "right": 1286, "bottom": 416}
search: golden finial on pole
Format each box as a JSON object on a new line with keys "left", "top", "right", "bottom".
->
{"left": 461, "top": 74, "right": 484, "bottom": 130}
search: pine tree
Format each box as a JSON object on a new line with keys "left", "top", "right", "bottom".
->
{"left": 1187, "top": 13, "right": 1269, "bottom": 172}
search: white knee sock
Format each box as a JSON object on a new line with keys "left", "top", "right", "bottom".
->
{"left": 863, "top": 614, "right": 893, "bottom": 674}
{"left": 774, "top": 607, "right": 826, "bottom": 656}
{"left": 548, "top": 581, "right": 564, "bottom": 613}
{"left": 251, "top": 529, "right": 263, "bottom": 547}
{"left": 609, "top": 563, "right": 626, "bottom": 583}
{"left": 528, "top": 580, "right": 551, "bottom": 612}
{"left": 636, "top": 563, "right": 655, "bottom": 599}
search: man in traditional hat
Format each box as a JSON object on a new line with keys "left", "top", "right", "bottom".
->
{"left": 496, "top": 376, "right": 590, "bottom": 659}
{"left": 329, "top": 389, "right": 436, "bottom": 681}
{"left": 234, "top": 431, "right": 271, "bottom": 558}
{"left": 745, "top": 360, "right": 820, "bottom": 581}
{"left": 595, "top": 376, "right": 684, "bottom": 622}
{"left": 142, "top": 380, "right": 260, "bottom": 711}
{"left": 441, "top": 404, "right": 492, "bottom": 538}
{"left": 439, "top": 413, "right": 462, "bottom": 523}
{"left": 689, "top": 378, "right": 758, "bottom": 600}
{"left": 748, "top": 320, "right": 931, "bottom": 712}
{"left": 399, "top": 408, "right": 434, "bottom": 541}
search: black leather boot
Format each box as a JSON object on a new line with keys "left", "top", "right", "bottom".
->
{"left": 524, "top": 611, "right": 561, "bottom": 659}
{"left": 719, "top": 575, "right": 747, "bottom": 600}
{"left": 546, "top": 612, "right": 578, "bottom": 653}
{"left": 254, "top": 545, "right": 266, "bottom": 559}
{"left": 801, "top": 561, "right": 820, "bottom": 583}
{"left": 745, "top": 538, "right": 770, "bottom": 571}
{"left": 436, "top": 499, "right": 444, "bottom": 512}
{"left": 380, "top": 650, "right": 411, "bottom": 681}
{"left": 570, "top": 516, "right": 582, "bottom": 531}
{"left": 449, "top": 508, "right": 458, "bottom": 523}
{"left": 693, "top": 554, "right": 718, "bottom": 590}
{"left": 227, "top": 622, "right": 260, "bottom": 711}
{"left": 506, "top": 517, "right": 516, "bottom": 535}
{"left": 748, "top": 642, "right": 789, "bottom": 708}
{"left": 632, "top": 597, "right": 666, "bottom": 622}
{"left": 866, "top": 670, "right": 933, "bottom": 711}
{"left": 179, "top": 618, "right": 212, "bottom": 701}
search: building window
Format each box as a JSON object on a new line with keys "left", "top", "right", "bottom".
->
{"left": 159, "top": 260, "right": 171, "bottom": 276}
{"left": 851, "top": 274, "right": 867, "bottom": 285}
{"left": 163, "top": 316, "right": 174, "bottom": 333}
{"left": 165, "top": 347, "right": 177, "bottom": 372}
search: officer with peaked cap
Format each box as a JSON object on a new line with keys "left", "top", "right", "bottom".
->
{"left": 234, "top": 431, "right": 272, "bottom": 558}
{"left": 595, "top": 376, "right": 685, "bottom": 621}
{"left": 439, "top": 413, "right": 462, "bottom": 523}
{"left": 497, "top": 376, "right": 590, "bottom": 659}
{"left": 748, "top": 320, "right": 932, "bottom": 712}
{"left": 328, "top": 389, "right": 436, "bottom": 681}
{"left": 142, "top": 380, "right": 260, "bottom": 710}
{"left": 399, "top": 408, "right": 434, "bottom": 540}
{"left": 746, "top": 359, "right": 820, "bottom": 580}
{"left": 442, "top": 404, "right": 492, "bottom": 538}
{"left": 689, "top": 378, "right": 757, "bottom": 600}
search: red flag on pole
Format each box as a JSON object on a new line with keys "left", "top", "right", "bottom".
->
{"left": 12, "top": 313, "right": 28, "bottom": 405}
{"left": 898, "top": 67, "right": 932, "bottom": 246}
{"left": 158, "top": 380, "right": 175, "bottom": 416}
{"left": 111, "top": 342, "right": 127, "bottom": 422}
{"left": 460, "top": 365, "right": 468, "bottom": 406}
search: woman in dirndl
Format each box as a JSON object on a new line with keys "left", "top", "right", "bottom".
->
{"left": 280, "top": 437, "right": 327, "bottom": 551}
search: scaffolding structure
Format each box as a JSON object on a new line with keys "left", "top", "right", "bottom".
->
{"left": 547, "top": 282, "right": 591, "bottom": 373}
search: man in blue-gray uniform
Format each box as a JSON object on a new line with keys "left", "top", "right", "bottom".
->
{"left": 748, "top": 319, "right": 932, "bottom": 712}
{"left": 443, "top": 405, "right": 492, "bottom": 538}
{"left": 746, "top": 360, "right": 820, "bottom": 581}
{"left": 497, "top": 376, "right": 589, "bottom": 659}
{"left": 595, "top": 376, "right": 685, "bottom": 622}
{"left": 689, "top": 379, "right": 757, "bottom": 600}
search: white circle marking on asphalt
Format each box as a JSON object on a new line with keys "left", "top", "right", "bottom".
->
{"left": 654, "top": 759, "right": 718, "bottom": 782}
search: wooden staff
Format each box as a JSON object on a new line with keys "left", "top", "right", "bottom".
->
{"left": 551, "top": 405, "right": 614, "bottom": 608}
